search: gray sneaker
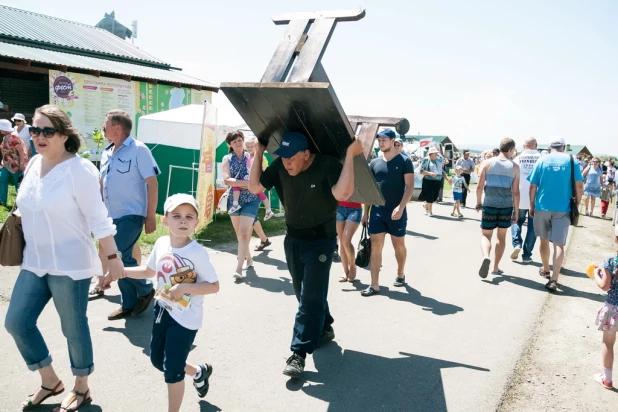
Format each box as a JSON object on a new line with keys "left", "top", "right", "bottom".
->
{"left": 318, "top": 328, "right": 335, "bottom": 348}
{"left": 283, "top": 354, "right": 305, "bottom": 378}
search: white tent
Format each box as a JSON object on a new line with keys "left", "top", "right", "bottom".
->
{"left": 137, "top": 104, "right": 205, "bottom": 149}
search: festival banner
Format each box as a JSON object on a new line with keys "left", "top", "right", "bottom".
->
{"left": 196, "top": 101, "right": 217, "bottom": 230}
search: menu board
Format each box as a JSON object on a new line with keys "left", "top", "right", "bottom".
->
{"left": 49, "top": 70, "right": 139, "bottom": 159}
{"left": 49, "top": 70, "right": 213, "bottom": 158}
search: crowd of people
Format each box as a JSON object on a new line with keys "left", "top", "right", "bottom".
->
{"left": 2, "top": 103, "right": 618, "bottom": 411}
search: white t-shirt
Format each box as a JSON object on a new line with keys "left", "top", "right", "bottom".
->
{"left": 13, "top": 125, "right": 31, "bottom": 152}
{"left": 607, "top": 167, "right": 616, "bottom": 181}
{"left": 452, "top": 176, "right": 466, "bottom": 193}
{"left": 514, "top": 150, "right": 541, "bottom": 209}
{"left": 147, "top": 236, "right": 218, "bottom": 330}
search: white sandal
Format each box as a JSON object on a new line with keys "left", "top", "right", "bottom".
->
{"left": 88, "top": 284, "right": 104, "bottom": 298}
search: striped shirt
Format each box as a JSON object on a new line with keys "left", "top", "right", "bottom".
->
{"left": 484, "top": 157, "right": 517, "bottom": 208}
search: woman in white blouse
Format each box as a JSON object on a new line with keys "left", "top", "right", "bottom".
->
{"left": 4, "top": 105, "right": 125, "bottom": 411}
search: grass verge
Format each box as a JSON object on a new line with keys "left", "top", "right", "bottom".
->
{"left": 0, "top": 186, "right": 17, "bottom": 221}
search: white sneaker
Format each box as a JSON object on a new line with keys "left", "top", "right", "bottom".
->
{"left": 510, "top": 247, "right": 521, "bottom": 260}
{"left": 228, "top": 204, "right": 241, "bottom": 214}
{"left": 264, "top": 210, "right": 275, "bottom": 221}
{"left": 233, "top": 271, "right": 244, "bottom": 279}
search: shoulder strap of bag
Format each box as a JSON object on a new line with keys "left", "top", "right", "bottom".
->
{"left": 570, "top": 155, "right": 576, "bottom": 199}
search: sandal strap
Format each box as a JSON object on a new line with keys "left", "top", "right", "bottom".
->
{"left": 40, "top": 380, "right": 62, "bottom": 393}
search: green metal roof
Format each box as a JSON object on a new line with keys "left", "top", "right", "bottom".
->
{"left": 0, "top": 41, "right": 218, "bottom": 90}
{"left": 0, "top": 5, "right": 168, "bottom": 68}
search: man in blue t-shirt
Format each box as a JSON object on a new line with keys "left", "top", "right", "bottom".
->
{"left": 528, "top": 137, "right": 584, "bottom": 291}
{"left": 361, "top": 128, "right": 415, "bottom": 296}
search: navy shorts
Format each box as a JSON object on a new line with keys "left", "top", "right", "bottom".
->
{"left": 336, "top": 205, "right": 362, "bottom": 224}
{"left": 453, "top": 192, "right": 463, "bottom": 201}
{"left": 368, "top": 206, "right": 407, "bottom": 237}
{"left": 481, "top": 206, "right": 513, "bottom": 230}
{"left": 150, "top": 304, "right": 198, "bottom": 383}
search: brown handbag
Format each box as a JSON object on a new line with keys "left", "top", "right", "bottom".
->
{"left": 0, "top": 206, "right": 25, "bottom": 266}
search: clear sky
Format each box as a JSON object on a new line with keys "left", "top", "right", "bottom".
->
{"left": 6, "top": 0, "right": 617, "bottom": 155}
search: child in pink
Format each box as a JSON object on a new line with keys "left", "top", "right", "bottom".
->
{"left": 592, "top": 224, "right": 618, "bottom": 389}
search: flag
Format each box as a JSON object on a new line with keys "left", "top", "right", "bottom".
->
{"left": 419, "top": 138, "right": 433, "bottom": 147}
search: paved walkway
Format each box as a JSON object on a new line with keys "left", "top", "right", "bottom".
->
{"left": 1, "top": 199, "right": 554, "bottom": 411}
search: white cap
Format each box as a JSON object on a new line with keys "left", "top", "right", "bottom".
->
{"left": 549, "top": 137, "right": 565, "bottom": 147}
{"left": 11, "top": 113, "right": 26, "bottom": 122}
{"left": 164, "top": 193, "right": 199, "bottom": 214}
{"left": 0, "top": 119, "right": 13, "bottom": 132}
{"left": 456, "top": 165, "right": 463, "bottom": 170}
{"left": 427, "top": 147, "right": 440, "bottom": 154}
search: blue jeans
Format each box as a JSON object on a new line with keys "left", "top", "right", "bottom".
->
{"left": 113, "top": 215, "right": 153, "bottom": 309}
{"left": 5, "top": 270, "right": 94, "bottom": 376}
{"left": 0, "top": 168, "right": 23, "bottom": 203}
{"left": 150, "top": 304, "right": 198, "bottom": 383}
{"left": 284, "top": 235, "right": 336, "bottom": 356}
{"left": 511, "top": 209, "right": 536, "bottom": 259}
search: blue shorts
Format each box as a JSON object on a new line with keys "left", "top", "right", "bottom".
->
{"left": 229, "top": 199, "right": 260, "bottom": 218}
{"left": 150, "top": 304, "right": 198, "bottom": 383}
{"left": 368, "top": 206, "right": 407, "bottom": 237}
{"left": 336, "top": 205, "right": 362, "bottom": 224}
{"left": 453, "top": 192, "right": 463, "bottom": 201}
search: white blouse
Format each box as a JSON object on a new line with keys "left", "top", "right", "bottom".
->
{"left": 16, "top": 155, "right": 117, "bottom": 280}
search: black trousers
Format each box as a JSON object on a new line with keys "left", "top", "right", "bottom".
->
{"left": 284, "top": 235, "right": 336, "bottom": 355}
{"left": 462, "top": 173, "right": 471, "bottom": 206}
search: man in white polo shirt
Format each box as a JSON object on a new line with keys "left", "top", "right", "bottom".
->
{"left": 510, "top": 138, "right": 541, "bottom": 262}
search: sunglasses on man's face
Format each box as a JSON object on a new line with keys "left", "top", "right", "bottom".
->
{"left": 394, "top": 144, "right": 402, "bottom": 147}
{"left": 14, "top": 120, "right": 23, "bottom": 123}
{"left": 29, "top": 127, "right": 57, "bottom": 138}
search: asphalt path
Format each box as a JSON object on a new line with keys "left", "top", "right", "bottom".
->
{"left": 0, "top": 199, "right": 551, "bottom": 412}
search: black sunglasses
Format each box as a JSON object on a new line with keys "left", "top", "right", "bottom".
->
{"left": 29, "top": 127, "right": 57, "bottom": 138}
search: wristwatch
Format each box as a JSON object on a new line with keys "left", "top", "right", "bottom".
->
{"left": 107, "top": 251, "right": 122, "bottom": 261}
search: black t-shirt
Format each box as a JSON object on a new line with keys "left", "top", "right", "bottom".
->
{"left": 260, "top": 154, "right": 342, "bottom": 232}
{"left": 370, "top": 154, "right": 414, "bottom": 210}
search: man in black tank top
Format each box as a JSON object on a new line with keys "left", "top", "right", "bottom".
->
{"left": 249, "top": 131, "right": 362, "bottom": 378}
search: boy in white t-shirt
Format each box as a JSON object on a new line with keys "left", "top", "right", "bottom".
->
{"left": 451, "top": 166, "right": 469, "bottom": 218}
{"left": 110, "top": 194, "right": 219, "bottom": 411}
